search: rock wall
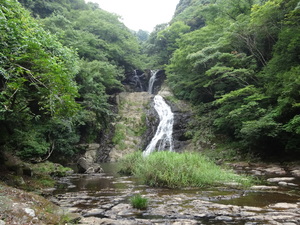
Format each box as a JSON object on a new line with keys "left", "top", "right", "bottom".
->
{"left": 94, "top": 72, "right": 193, "bottom": 162}
{"left": 108, "top": 92, "right": 153, "bottom": 162}
{"left": 122, "top": 70, "right": 166, "bottom": 94}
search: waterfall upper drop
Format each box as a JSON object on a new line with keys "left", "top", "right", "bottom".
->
{"left": 143, "top": 70, "right": 174, "bottom": 157}
{"left": 148, "top": 70, "right": 158, "bottom": 94}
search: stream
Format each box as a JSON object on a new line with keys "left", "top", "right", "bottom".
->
{"left": 50, "top": 162, "right": 300, "bottom": 224}
{"left": 49, "top": 71, "right": 300, "bottom": 224}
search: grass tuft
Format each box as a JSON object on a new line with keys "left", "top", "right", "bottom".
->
{"left": 119, "top": 151, "right": 254, "bottom": 188}
{"left": 130, "top": 194, "right": 148, "bottom": 209}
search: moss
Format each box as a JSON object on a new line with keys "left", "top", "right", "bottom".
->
{"left": 112, "top": 124, "right": 126, "bottom": 145}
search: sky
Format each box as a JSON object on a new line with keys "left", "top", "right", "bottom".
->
{"left": 85, "top": 0, "right": 180, "bottom": 32}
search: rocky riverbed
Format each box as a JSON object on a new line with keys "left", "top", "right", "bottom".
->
{"left": 48, "top": 162, "right": 300, "bottom": 225}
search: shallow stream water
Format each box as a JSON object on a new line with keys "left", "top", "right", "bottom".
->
{"left": 51, "top": 163, "right": 300, "bottom": 224}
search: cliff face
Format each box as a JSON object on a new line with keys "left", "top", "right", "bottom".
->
{"left": 95, "top": 70, "right": 193, "bottom": 162}
{"left": 108, "top": 92, "right": 154, "bottom": 162}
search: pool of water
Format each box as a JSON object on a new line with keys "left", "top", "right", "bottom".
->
{"left": 51, "top": 162, "right": 300, "bottom": 224}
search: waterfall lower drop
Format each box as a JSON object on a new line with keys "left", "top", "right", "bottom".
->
{"left": 143, "top": 71, "right": 174, "bottom": 157}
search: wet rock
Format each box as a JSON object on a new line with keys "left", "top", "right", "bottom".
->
{"left": 24, "top": 208, "right": 35, "bottom": 217}
{"left": 264, "top": 166, "right": 287, "bottom": 175}
{"left": 83, "top": 208, "right": 105, "bottom": 217}
{"left": 215, "top": 215, "right": 233, "bottom": 221}
{"left": 290, "top": 169, "right": 300, "bottom": 177}
{"left": 51, "top": 164, "right": 300, "bottom": 225}
{"left": 243, "top": 206, "right": 264, "bottom": 212}
{"left": 267, "top": 177, "right": 295, "bottom": 183}
{"left": 104, "top": 203, "right": 132, "bottom": 219}
{"left": 250, "top": 185, "right": 279, "bottom": 190}
{"left": 269, "top": 203, "right": 299, "bottom": 209}
{"left": 77, "top": 157, "right": 103, "bottom": 174}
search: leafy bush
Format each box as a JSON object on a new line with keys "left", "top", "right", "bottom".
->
{"left": 130, "top": 194, "right": 148, "bottom": 210}
{"left": 119, "top": 151, "right": 253, "bottom": 188}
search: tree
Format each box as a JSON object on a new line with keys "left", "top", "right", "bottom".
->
{"left": 0, "top": 0, "right": 80, "bottom": 159}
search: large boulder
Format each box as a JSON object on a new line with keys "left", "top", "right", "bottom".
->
{"left": 77, "top": 144, "right": 103, "bottom": 173}
{"left": 77, "top": 157, "right": 103, "bottom": 174}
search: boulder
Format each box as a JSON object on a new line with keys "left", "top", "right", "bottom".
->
{"left": 77, "top": 157, "right": 103, "bottom": 174}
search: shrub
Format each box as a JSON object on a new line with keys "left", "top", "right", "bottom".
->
{"left": 130, "top": 194, "right": 148, "bottom": 209}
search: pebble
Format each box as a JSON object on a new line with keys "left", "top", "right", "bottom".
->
{"left": 24, "top": 208, "right": 35, "bottom": 217}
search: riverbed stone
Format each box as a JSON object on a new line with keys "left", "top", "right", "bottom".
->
{"left": 264, "top": 166, "right": 287, "bottom": 175}
{"left": 250, "top": 185, "right": 279, "bottom": 190}
{"left": 84, "top": 210, "right": 105, "bottom": 217}
{"left": 269, "top": 203, "right": 299, "bottom": 209}
{"left": 52, "top": 162, "right": 300, "bottom": 225}
{"left": 290, "top": 169, "right": 300, "bottom": 177}
{"left": 267, "top": 177, "right": 295, "bottom": 183}
{"left": 215, "top": 215, "right": 233, "bottom": 221}
{"left": 24, "top": 208, "right": 35, "bottom": 217}
{"left": 243, "top": 206, "right": 264, "bottom": 212}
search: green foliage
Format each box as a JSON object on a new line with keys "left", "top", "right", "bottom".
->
{"left": 31, "top": 161, "right": 73, "bottom": 177}
{"left": 162, "top": 0, "right": 300, "bottom": 159}
{"left": 130, "top": 194, "right": 148, "bottom": 209}
{"left": 119, "top": 151, "right": 253, "bottom": 188}
{"left": 112, "top": 124, "right": 126, "bottom": 147}
{"left": 119, "top": 151, "right": 143, "bottom": 175}
{"left": 0, "top": 0, "right": 81, "bottom": 159}
{"left": 4, "top": 0, "right": 147, "bottom": 159}
{"left": 0, "top": 0, "right": 79, "bottom": 119}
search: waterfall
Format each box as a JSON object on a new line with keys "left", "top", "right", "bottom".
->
{"left": 148, "top": 70, "right": 158, "bottom": 94}
{"left": 143, "top": 71, "right": 174, "bottom": 157}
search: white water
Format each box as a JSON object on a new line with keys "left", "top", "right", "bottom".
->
{"left": 143, "top": 95, "right": 174, "bottom": 157}
{"left": 148, "top": 70, "right": 158, "bottom": 94}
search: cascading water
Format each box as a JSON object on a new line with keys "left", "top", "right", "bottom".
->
{"left": 148, "top": 70, "right": 158, "bottom": 94}
{"left": 143, "top": 71, "right": 174, "bottom": 157}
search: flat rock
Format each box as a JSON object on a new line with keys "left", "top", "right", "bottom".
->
{"left": 214, "top": 216, "right": 233, "bottom": 221}
{"left": 250, "top": 185, "right": 279, "bottom": 190}
{"left": 291, "top": 169, "right": 300, "bottom": 177}
{"left": 269, "top": 203, "right": 299, "bottom": 209}
{"left": 264, "top": 167, "right": 287, "bottom": 175}
{"left": 243, "top": 206, "right": 264, "bottom": 212}
{"left": 267, "top": 177, "right": 295, "bottom": 183}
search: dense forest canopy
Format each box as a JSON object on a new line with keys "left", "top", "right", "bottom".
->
{"left": 0, "top": 0, "right": 299, "bottom": 161}
{"left": 162, "top": 0, "right": 300, "bottom": 159}
{"left": 1, "top": 0, "right": 144, "bottom": 160}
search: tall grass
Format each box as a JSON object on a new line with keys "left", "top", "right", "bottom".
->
{"left": 119, "top": 151, "right": 253, "bottom": 188}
